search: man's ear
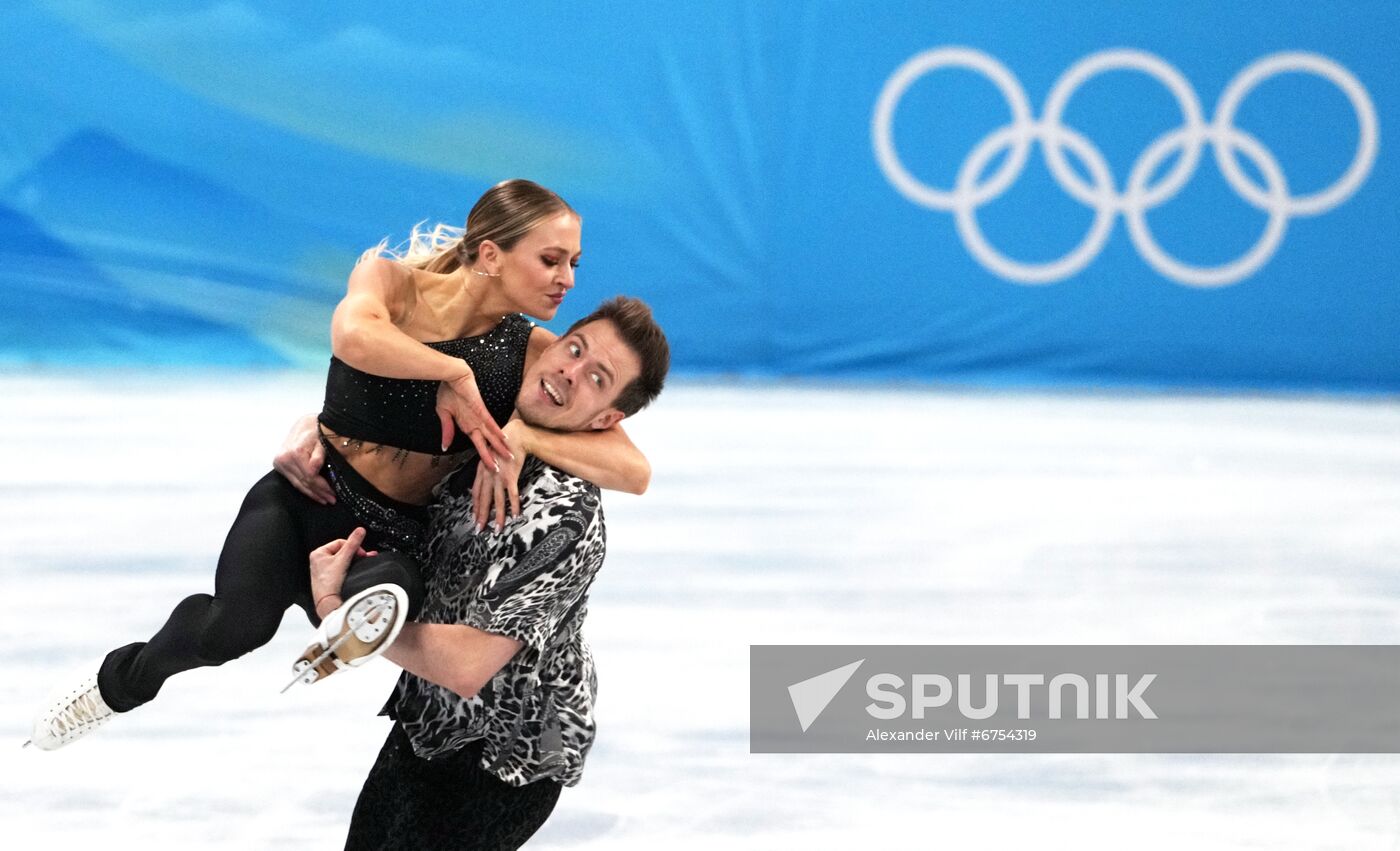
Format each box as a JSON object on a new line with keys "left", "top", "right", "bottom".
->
{"left": 587, "top": 409, "right": 626, "bottom": 431}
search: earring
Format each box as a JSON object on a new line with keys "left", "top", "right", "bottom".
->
{"left": 471, "top": 269, "right": 500, "bottom": 278}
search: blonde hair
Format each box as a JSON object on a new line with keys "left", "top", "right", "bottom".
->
{"left": 362, "top": 179, "right": 577, "bottom": 273}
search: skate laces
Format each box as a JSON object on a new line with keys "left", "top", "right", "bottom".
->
{"left": 45, "top": 685, "right": 112, "bottom": 739}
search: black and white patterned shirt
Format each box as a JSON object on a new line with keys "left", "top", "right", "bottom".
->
{"left": 384, "top": 457, "right": 606, "bottom": 787}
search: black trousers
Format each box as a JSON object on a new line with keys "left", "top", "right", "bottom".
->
{"left": 97, "top": 449, "right": 428, "bottom": 713}
{"left": 346, "top": 723, "right": 562, "bottom": 850}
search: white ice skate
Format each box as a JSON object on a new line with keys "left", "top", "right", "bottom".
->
{"left": 282, "top": 583, "right": 409, "bottom": 692}
{"left": 26, "top": 670, "right": 115, "bottom": 751}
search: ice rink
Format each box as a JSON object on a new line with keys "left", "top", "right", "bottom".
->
{"left": 5, "top": 373, "right": 1400, "bottom": 849}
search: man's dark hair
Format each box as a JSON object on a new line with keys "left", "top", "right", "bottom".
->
{"left": 566, "top": 296, "right": 670, "bottom": 416}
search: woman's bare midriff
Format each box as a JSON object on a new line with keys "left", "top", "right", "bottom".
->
{"left": 318, "top": 424, "right": 474, "bottom": 505}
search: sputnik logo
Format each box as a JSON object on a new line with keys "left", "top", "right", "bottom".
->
{"left": 787, "top": 659, "right": 865, "bottom": 732}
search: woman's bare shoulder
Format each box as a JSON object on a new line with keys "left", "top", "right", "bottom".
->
{"left": 348, "top": 255, "right": 414, "bottom": 295}
{"left": 341, "top": 255, "right": 424, "bottom": 326}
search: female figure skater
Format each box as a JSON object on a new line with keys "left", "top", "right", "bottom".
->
{"left": 28, "top": 179, "right": 649, "bottom": 750}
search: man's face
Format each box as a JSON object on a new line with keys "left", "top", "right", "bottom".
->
{"left": 515, "top": 319, "right": 641, "bottom": 432}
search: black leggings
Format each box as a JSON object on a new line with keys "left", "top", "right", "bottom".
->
{"left": 345, "top": 723, "right": 562, "bottom": 851}
{"left": 97, "top": 450, "right": 428, "bottom": 713}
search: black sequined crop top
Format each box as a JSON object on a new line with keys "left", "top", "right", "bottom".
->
{"left": 319, "top": 314, "right": 534, "bottom": 455}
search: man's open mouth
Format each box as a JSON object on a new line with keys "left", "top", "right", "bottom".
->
{"left": 542, "top": 378, "right": 564, "bottom": 406}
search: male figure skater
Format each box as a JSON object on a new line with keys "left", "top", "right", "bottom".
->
{"left": 293, "top": 296, "right": 669, "bottom": 848}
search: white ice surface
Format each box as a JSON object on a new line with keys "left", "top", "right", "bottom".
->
{"left": 4, "top": 373, "right": 1400, "bottom": 850}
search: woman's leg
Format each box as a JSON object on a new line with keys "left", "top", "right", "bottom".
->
{"left": 97, "top": 471, "right": 355, "bottom": 712}
{"left": 345, "top": 724, "right": 562, "bottom": 851}
{"left": 338, "top": 550, "right": 426, "bottom": 620}
{"left": 313, "top": 438, "right": 428, "bottom": 621}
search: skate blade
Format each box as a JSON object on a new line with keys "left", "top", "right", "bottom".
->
{"left": 280, "top": 600, "right": 392, "bottom": 694}
{"left": 279, "top": 660, "right": 318, "bottom": 694}
{"left": 280, "top": 649, "right": 337, "bottom": 694}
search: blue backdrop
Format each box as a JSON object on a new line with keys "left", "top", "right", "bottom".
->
{"left": 2, "top": 1, "right": 1396, "bottom": 390}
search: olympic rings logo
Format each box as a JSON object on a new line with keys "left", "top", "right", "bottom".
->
{"left": 872, "top": 48, "right": 1379, "bottom": 287}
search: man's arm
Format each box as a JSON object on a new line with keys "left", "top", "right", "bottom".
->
{"left": 384, "top": 622, "right": 522, "bottom": 701}
{"left": 473, "top": 420, "right": 648, "bottom": 531}
{"left": 274, "top": 413, "right": 335, "bottom": 505}
{"left": 307, "top": 531, "right": 520, "bottom": 700}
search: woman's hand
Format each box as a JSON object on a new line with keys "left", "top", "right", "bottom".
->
{"left": 435, "top": 370, "right": 513, "bottom": 470}
{"left": 310, "top": 527, "right": 376, "bottom": 619}
{"left": 274, "top": 414, "right": 335, "bottom": 505}
{"left": 471, "top": 419, "right": 531, "bottom": 532}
